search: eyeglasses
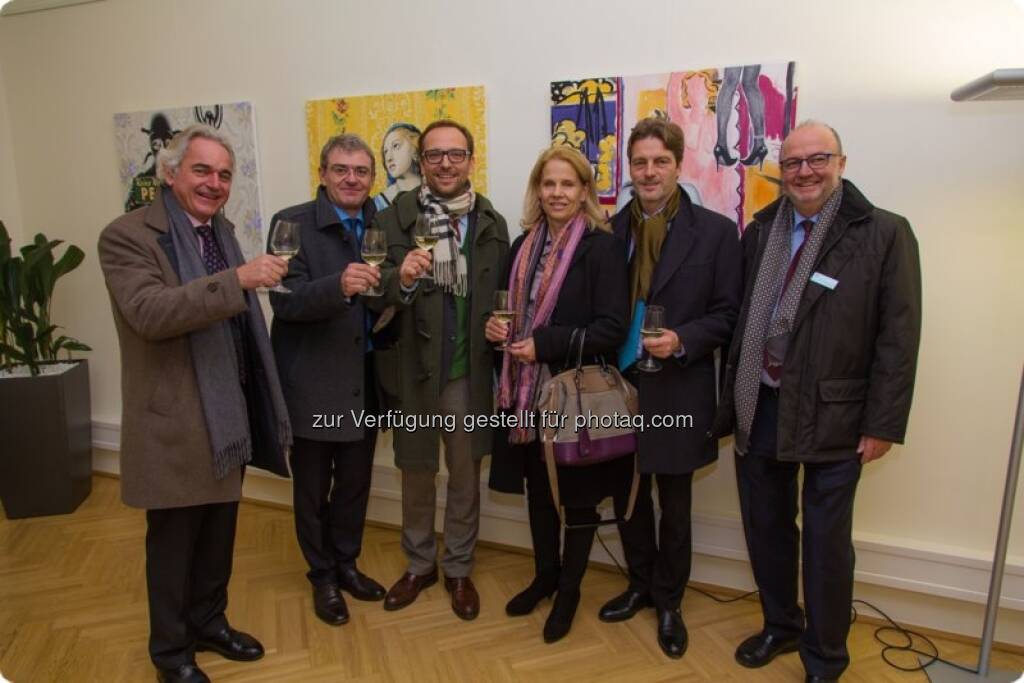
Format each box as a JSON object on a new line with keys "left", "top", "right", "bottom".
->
{"left": 421, "top": 148, "right": 470, "bottom": 165}
{"left": 779, "top": 153, "right": 841, "bottom": 173}
{"left": 328, "top": 164, "right": 372, "bottom": 179}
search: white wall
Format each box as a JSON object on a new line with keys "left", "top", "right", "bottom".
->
{"left": 0, "top": 57, "right": 23, "bottom": 244}
{"left": 2, "top": 0, "right": 1023, "bottom": 639}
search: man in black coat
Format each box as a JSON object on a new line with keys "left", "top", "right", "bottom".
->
{"left": 600, "top": 118, "right": 742, "bottom": 659}
{"left": 716, "top": 121, "right": 922, "bottom": 683}
{"left": 269, "top": 134, "right": 387, "bottom": 626}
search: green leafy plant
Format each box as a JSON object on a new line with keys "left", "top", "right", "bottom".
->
{"left": 0, "top": 220, "right": 90, "bottom": 375}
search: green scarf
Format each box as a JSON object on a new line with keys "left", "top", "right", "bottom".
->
{"left": 629, "top": 186, "right": 681, "bottom": 310}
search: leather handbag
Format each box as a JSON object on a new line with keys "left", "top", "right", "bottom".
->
{"left": 539, "top": 328, "right": 640, "bottom": 526}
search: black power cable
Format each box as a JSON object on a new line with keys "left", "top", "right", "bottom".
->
{"left": 593, "top": 531, "right": 984, "bottom": 676}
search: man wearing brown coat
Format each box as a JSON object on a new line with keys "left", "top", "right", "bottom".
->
{"left": 99, "top": 125, "right": 292, "bottom": 683}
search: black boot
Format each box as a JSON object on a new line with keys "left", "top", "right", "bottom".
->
{"left": 543, "top": 589, "right": 581, "bottom": 643}
{"left": 510, "top": 464, "right": 563, "bottom": 617}
{"left": 542, "top": 510, "right": 596, "bottom": 643}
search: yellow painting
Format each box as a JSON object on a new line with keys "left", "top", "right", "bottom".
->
{"left": 305, "top": 86, "right": 487, "bottom": 209}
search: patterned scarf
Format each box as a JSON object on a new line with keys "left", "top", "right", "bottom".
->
{"left": 733, "top": 185, "right": 844, "bottom": 454}
{"left": 417, "top": 183, "right": 476, "bottom": 297}
{"left": 497, "top": 213, "right": 588, "bottom": 444}
{"left": 629, "top": 186, "right": 681, "bottom": 312}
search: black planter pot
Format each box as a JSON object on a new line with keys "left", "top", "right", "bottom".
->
{"left": 0, "top": 359, "right": 92, "bottom": 519}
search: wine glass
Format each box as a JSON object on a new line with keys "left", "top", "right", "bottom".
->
{"left": 492, "top": 290, "right": 515, "bottom": 350}
{"left": 413, "top": 215, "right": 437, "bottom": 281}
{"left": 361, "top": 228, "right": 387, "bottom": 297}
{"left": 637, "top": 304, "right": 665, "bottom": 373}
{"left": 268, "top": 219, "right": 301, "bottom": 293}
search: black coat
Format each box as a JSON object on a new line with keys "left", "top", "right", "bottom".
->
{"left": 612, "top": 187, "right": 742, "bottom": 475}
{"left": 714, "top": 179, "right": 922, "bottom": 462}
{"left": 488, "top": 226, "right": 630, "bottom": 501}
{"left": 269, "top": 188, "right": 378, "bottom": 442}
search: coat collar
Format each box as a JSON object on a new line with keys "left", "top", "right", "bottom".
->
{"left": 313, "top": 185, "right": 377, "bottom": 232}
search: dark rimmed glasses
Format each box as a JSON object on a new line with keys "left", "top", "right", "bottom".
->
{"left": 779, "top": 152, "right": 842, "bottom": 173}
{"left": 421, "top": 148, "right": 471, "bottom": 165}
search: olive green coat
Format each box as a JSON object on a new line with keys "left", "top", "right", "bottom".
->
{"left": 369, "top": 191, "right": 509, "bottom": 472}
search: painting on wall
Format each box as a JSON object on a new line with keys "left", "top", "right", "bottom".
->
{"left": 550, "top": 63, "right": 797, "bottom": 230}
{"left": 113, "top": 101, "right": 264, "bottom": 260}
{"left": 305, "top": 86, "right": 487, "bottom": 210}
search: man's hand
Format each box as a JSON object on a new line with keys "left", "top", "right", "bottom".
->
{"left": 642, "top": 329, "right": 682, "bottom": 359}
{"left": 237, "top": 254, "right": 288, "bottom": 290}
{"left": 399, "top": 249, "right": 432, "bottom": 288}
{"left": 485, "top": 316, "right": 509, "bottom": 344}
{"left": 507, "top": 337, "right": 536, "bottom": 363}
{"left": 858, "top": 435, "right": 893, "bottom": 464}
{"left": 341, "top": 263, "right": 381, "bottom": 298}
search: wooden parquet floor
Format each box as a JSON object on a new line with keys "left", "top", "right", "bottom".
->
{"left": 2, "top": 476, "right": 1022, "bottom": 682}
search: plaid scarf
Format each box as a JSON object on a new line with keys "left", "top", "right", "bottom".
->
{"left": 497, "top": 213, "right": 587, "bottom": 444}
{"left": 733, "top": 186, "right": 844, "bottom": 454}
{"left": 417, "top": 183, "right": 475, "bottom": 297}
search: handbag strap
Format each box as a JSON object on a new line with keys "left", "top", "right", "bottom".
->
{"left": 542, "top": 431, "right": 640, "bottom": 529}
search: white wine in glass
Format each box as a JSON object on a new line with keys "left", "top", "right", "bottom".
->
{"left": 361, "top": 228, "right": 387, "bottom": 297}
{"left": 637, "top": 304, "right": 665, "bottom": 372}
{"left": 493, "top": 290, "right": 515, "bottom": 350}
{"left": 269, "top": 219, "right": 301, "bottom": 293}
{"left": 413, "top": 214, "right": 437, "bottom": 280}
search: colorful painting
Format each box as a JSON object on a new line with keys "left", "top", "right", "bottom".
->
{"left": 550, "top": 63, "right": 797, "bottom": 230}
{"left": 113, "top": 102, "right": 264, "bottom": 260}
{"left": 305, "top": 86, "right": 487, "bottom": 209}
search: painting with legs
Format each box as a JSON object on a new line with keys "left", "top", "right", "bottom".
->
{"left": 550, "top": 63, "right": 797, "bottom": 231}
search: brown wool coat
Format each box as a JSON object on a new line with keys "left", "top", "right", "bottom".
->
{"left": 98, "top": 192, "right": 249, "bottom": 509}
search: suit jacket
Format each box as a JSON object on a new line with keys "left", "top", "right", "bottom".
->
{"left": 269, "top": 188, "right": 378, "bottom": 443}
{"left": 487, "top": 225, "right": 630, "bottom": 496}
{"left": 715, "top": 179, "right": 922, "bottom": 462}
{"left": 98, "top": 190, "right": 250, "bottom": 509}
{"left": 612, "top": 186, "right": 742, "bottom": 474}
{"left": 368, "top": 190, "right": 510, "bottom": 471}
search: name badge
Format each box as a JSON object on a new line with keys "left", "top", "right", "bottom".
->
{"left": 810, "top": 271, "right": 838, "bottom": 290}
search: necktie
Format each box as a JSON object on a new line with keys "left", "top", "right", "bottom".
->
{"left": 196, "top": 225, "right": 229, "bottom": 274}
{"left": 763, "top": 219, "right": 814, "bottom": 381}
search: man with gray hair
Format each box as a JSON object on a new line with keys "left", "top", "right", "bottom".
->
{"left": 99, "top": 124, "right": 291, "bottom": 683}
{"left": 714, "top": 120, "right": 922, "bottom": 682}
{"left": 269, "top": 134, "right": 387, "bottom": 627}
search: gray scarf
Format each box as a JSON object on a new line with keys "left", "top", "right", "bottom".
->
{"left": 417, "top": 183, "right": 475, "bottom": 297}
{"left": 163, "top": 190, "right": 292, "bottom": 479}
{"left": 733, "top": 186, "right": 843, "bottom": 454}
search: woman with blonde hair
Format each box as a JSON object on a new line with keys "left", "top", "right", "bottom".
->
{"left": 487, "top": 145, "right": 629, "bottom": 643}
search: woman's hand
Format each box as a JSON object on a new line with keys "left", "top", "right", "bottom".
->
{"left": 507, "top": 337, "right": 536, "bottom": 363}
{"left": 485, "top": 316, "right": 509, "bottom": 344}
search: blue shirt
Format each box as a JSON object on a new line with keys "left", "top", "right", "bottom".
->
{"left": 333, "top": 205, "right": 364, "bottom": 245}
{"left": 791, "top": 208, "right": 818, "bottom": 257}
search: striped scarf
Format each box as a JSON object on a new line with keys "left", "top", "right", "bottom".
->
{"left": 417, "top": 183, "right": 475, "bottom": 297}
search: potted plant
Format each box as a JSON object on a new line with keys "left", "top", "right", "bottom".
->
{"left": 0, "top": 220, "right": 93, "bottom": 519}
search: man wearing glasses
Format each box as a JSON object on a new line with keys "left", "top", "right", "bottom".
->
{"left": 269, "top": 134, "right": 387, "bottom": 626}
{"left": 369, "top": 120, "right": 509, "bottom": 620}
{"left": 715, "top": 120, "right": 922, "bottom": 683}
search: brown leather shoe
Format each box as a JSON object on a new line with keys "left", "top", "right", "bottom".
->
{"left": 383, "top": 569, "right": 438, "bottom": 611}
{"left": 444, "top": 576, "right": 480, "bottom": 621}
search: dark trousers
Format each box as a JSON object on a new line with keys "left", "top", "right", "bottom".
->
{"left": 613, "top": 471, "right": 694, "bottom": 611}
{"left": 146, "top": 501, "right": 239, "bottom": 669}
{"left": 736, "top": 384, "right": 862, "bottom": 680}
{"left": 523, "top": 446, "right": 599, "bottom": 595}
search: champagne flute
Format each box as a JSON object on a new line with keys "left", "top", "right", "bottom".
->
{"left": 492, "top": 290, "right": 515, "bottom": 350}
{"left": 637, "top": 304, "right": 665, "bottom": 373}
{"left": 268, "top": 219, "right": 301, "bottom": 293}
{"left": 361, "top": 228, "right": 387, "bottom": 297}
{"left": 413, "top": 214, "right": 437, "bottom": 280}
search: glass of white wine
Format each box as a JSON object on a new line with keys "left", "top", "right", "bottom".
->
{"left": 413, "top": 215, "right": 438, "bottom": 280}
{"left": 492, "top": 290, "right": 515, "bottom": 350}
{"left": 637, "top": 304, "right": 665, "bottom": 373}
{"left": 361, "top": 228, "right": 387, "bottom": 297}
{"left": 268, "top": 219, "right": 301, "bottom": 294}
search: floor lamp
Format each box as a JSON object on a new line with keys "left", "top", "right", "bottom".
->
{"left": 922, "top": 68, "right": 1024, "bottom": 683}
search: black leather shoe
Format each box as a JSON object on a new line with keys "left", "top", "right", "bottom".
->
{"left": 656, "top": 608, "right": 688, "bottom": 659}
{"left": 805, "top": 676, "right": 838, "bottom": 682}
{"left": 196, "top": 625, "right": 264, "bottom": 662}
{"left": 506, "top": 574, "right": 558, "bottom": 616}
{"left": 156, "top": 663, "right": 209, "bottom": 683}
{"left": 543, "top": 589, "right": 580, "bottom": 643}
{"left": 735, "top": 631, "right": 799, "bottom": 668}
{"left": 598, "top": 589, "right": 651, "bottom": 623}
{"left": 313, "top": 582, "right": 350, "bottom": 625}
{"left": 338, "top": 566, "right": 386, "bottom": 601}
